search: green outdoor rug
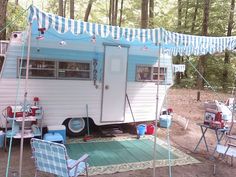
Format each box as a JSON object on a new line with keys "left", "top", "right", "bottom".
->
{"left": 66, "top": 136, "right": 199, "bottom": 176}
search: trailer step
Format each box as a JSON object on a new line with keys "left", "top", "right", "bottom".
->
{"left": 100, "top": 126, "right": 123, "bottom": 137}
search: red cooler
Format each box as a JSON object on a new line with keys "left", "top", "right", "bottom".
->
{"left": 146, "top": 124, "right": 155, "bottom": 135}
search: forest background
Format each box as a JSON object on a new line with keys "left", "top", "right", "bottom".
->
{"left": 0, "top": 0, "right": 236, "bottom": 92}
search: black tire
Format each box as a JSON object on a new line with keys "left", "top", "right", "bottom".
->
{"left": 63, "top": 118, "right": 87, "bottom": 137}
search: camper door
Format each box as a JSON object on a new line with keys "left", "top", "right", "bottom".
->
{"left": 101, "top": 45, "right": 128, "bottom": 122}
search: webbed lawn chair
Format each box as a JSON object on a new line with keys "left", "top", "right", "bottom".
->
{"left": 213, "top": 135, "right": 236, "bottom": 175}
{"left": 31, "top": 138, "right": 89, "bottom": 177}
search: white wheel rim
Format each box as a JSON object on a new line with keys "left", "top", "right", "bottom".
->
{"left": 68, "top": 118, "right": 85, "bottom": 133}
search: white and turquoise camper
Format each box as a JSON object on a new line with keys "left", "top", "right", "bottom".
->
{"left": 0, "top": 6, "right": 175, "bottom": 135}
{"left": 0, "top": 32, "right": 173, "bottom": 135}
{"left": 3, "top": 6, "right": 233, "bottom": 136}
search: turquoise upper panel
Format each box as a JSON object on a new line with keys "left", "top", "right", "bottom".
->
{"left": 2, "top": 44, "right": 174, "bottom": 83}
{"left": 2, "top": 21, "right": 172, "bottom": 83}
{"left": 29, "top": 47, "right": 158, "bottom": 82}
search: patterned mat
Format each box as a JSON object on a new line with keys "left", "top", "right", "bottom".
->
{"left": 66, "top": 136, "right": 200, "bottom": 176}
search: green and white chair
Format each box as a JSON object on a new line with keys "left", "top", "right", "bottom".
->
{"left": 31, "top": 138, "right": 89, "bottom": 177}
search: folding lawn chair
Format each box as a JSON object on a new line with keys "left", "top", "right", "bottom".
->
{"left": 31, "top": 138, "right": 89, "bottom": 177}
{"left": 213, "top": 135, "right": 236, "bottom": 175}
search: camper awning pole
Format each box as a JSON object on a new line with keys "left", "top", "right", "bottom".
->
{"left": 152, "top": 37, "right": 161, "bottom": 177}
{"left": 19, "top": 23, "right": 32, "bottom": 177}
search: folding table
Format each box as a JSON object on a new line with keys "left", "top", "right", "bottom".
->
{"left": 194, "top": 123, "right": 229, "bottom": 155}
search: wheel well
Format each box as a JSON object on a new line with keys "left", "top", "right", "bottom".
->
{"left": 62, "top": 117, "right": 95, "bottom": 124}
{"left": 62, "top": 117, "right": 94, "bottom": 126}
{"left": 62, "top": 118, "right": 70, "bottom": 125}
{"left": 63, "top": 117, "right": 96, "bottom": 137}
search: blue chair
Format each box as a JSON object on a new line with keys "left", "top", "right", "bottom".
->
{"left": 31, "top": 138, "right": 89, "bottom": 177}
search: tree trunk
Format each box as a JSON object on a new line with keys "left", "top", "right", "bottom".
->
{"left": 0, "top": 0, "right": 8, "bottom": 40}
{"left": 119, "top": 0, "right": 124, "bottom": 27}
{"left": 197, "top": 0, "right": 211, "bottom": 90}
{"left": 109, "top": 0, "right": 112, "bottom": 25}
{"left": 109, "top": 0, "right": 118, "bottom": 26}
{"left": 109, "top": 0, "right": 115, "bottom": 25}
{"left": 181, "top": 0, "right": 190, "bottom": 81}
{"left": 111, "top": 0, "right": 115, "bottom": 25}
{"left": 141, "top": 0, "right": 149, "bottom": 28}
{"left": 84, "top": 0, "right": 94, "bottom": 22}
{"left": 0, "top": 0, "right": 8, "bottom": 72}
{"left": 111, "top": 0, "right": 118, "bottom": 25}
{"left": 149, "top": 0, "right": 154, "bottom": 28}
{"left": 63, "top": 0, "right": 67, "bottom": 17}
{"left": 191, "top": 0, "right": 199, "bottom": 33}
{"left": 175, "top": 0, "right": 182, "bottom": 85}
{"left": 113, "top": 0, "right": 118, "bottom": 26}
{"left": 177, "top": 0, "right": 182, "bottom": 31}
{"left": 59, "top": 0, "right": 63, "bottom": 16}
{"left": 15, "top": 0, "right": 18, "bottom": 5}
{"left": 70, "top": 0, "right": 74, "bottom": 19}
{"left": 202, "top": 0, "right": 210, "bottom": 36}
{"left": 223, "top": 0, "right": 235, "bottom": 90}
{"left": 184, "top": 0, "right": 189, "bottom": 30}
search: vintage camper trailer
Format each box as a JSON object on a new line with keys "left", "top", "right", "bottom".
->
{"left": 2, "top": 5, "right": 235, "bottom": 136}
{"left": 0, "top": 13, "right": 174, "bottom": 136}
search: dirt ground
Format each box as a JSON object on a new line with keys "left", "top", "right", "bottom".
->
{"left": 1, "top": 88, "right": 236, "bottom": 177}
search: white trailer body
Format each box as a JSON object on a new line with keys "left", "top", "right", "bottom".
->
{"left": 0, "top": 27, "right": 173, "bottom": 135}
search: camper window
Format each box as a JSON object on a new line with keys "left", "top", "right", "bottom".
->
{"left": 18, "top": 59, "right": 91, "bottom": 80}
{"left": 136, "top": 66, "right": 151, "bottom": 80}
{"left": 136, "top": 65, "right": 167, "bottom": 82}
{"left": 19, "top": 59, "right": 56, "bottom": 78}
{"left": 153, "top": 67, "right": 167, "bottom": 81}
{"left": 58, "top": 61, "right": 91, "bottom": 79}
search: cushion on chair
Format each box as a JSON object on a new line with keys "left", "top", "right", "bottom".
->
{"left": 68, "top": 159, "right": 88, "bottom": 177}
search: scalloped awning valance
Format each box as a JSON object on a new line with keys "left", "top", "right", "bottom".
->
{"left": 28, "top": 5, "right": 236, "bottom": 56}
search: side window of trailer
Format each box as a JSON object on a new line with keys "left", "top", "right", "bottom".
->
{"left": 58, "top": 61, "right": 91, "bottom": 79}
{"left": 19, "top": 59, "right": 56, "bottom": 78}
{"left": 18, "top": 59, "right": 91, "bottom": 80}
{"left": 152, "top": 67, "right": 167, "bottom": 81}
{"left": 136, "top": 65, "right": 167, "bottom": 83}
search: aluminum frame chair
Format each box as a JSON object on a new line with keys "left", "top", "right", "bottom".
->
{"left": 31, "top": 138, "right": 89, "bottom": 177}
{"left": 213, "top": 135, "right": 236, "bottom": 175}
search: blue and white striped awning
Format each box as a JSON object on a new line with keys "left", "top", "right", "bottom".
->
{"left": 162, "top": 28, "right": 236, "bottom": 56}
{"left": 28, "top": 5, "right": 236, "bottom": 56}
{"left": 28, "top": 5, "right": 160, "bottom": 44}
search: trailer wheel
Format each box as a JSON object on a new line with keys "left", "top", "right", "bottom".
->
{"left": 64, "top": 118, "right": 86, "bottom": 137}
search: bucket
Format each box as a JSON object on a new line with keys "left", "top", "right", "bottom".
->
{"left": 146, "top": 124, "right": 155, "bottom": 135}
{"left": 0, "top": 131, "right": 5, "bottom": 148}
{"left": 137, "top": 124, "right": 146, "bottom": 136}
